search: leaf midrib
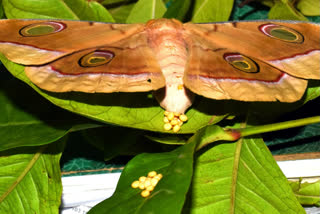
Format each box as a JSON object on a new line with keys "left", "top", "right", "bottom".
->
{"left": 230, "top": 138, "right": 243, "bottom": 214}
{"left": 0, "top": 119, "right": 73, "bottom": 127}
{"left": 0, "top": 145, "right": 47, "bottom": 203}
{"left": 0, "top": 121, "right": 44, "bottom": 127}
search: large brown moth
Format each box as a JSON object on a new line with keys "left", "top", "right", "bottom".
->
{"left": 0, "top": 19, "right": 319, "bottom": 132}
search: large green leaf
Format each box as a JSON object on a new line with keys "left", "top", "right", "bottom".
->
{"left": 88, "top": 124, "right": 249, "bottom": 213}
{"left": 183, "top": 137, "right": 305, "bottom": 213}
{"left": 109, "top": 3, "right": 135, "bottom": 23}
{"left": 126, "top": 0, "right": 167, "bottom": 23}
{"left": 0, "top": 54, "right": 227, "bottom": 134}
{"left": 0, "top": 59, "right": 102, "bottom": 151}
{"left": 254, "top": 0, "right": 309, "bottom": 21}
{"left": 0, "top": 140, "right": 65, "bottom": 213}
{"left": 289, "top": 179, "right": 320, "bottom": 206}
{"left": 192, "top": 0, "right": 234, "bottom": 22}
{"left": 297, "top": 0, "right": 320, "bottom": 16}
{"left": 0, "top": 64, "right": 72, "bottom": 151}
{"left": 268, "top": 0, "right": 308, "bottom": 21}
{"left": 2, "top": 0, "right": 114, "bottom": 21}
{"left": 63, "top": 0, "right": 115, "bottom": 22}
{"left": 2, "top": 0, "right": 78, "bottom": 19}
{"left": 88, "top": 130, "right": 198, "bottom": 213}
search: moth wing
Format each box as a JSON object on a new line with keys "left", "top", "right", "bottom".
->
{"left": 182, "top": 21, "right": 320, "bottom": 102}
{"left": 0, "top": 19, "right": 165, "bottom": 92}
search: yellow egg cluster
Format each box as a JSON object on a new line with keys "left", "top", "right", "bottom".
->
{"left": 163, "top": 111, "right": 188, "bottom": 132}
{"left": 131, "top": 171, "right": 163, "bottom": 197}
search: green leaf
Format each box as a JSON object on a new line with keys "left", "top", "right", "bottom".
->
{"left": 163, "top": 0, "right": 191, "bottom": 20}
{"left": 101, "top": 0, "right": 130, "bottom": 5}
{"left": 109, "top": 3, "right": 135, "bottom": 23}
{"left": 64, "top": 0, "right": 115, "bottom": 22}
{"left": 145, "top": 133, "right": 190, "bottom": 145}
{"left": 0, "top": 0, "right": 4, "bottom": 19}
{"left": 126, "top": 0, "right": 167, "bottom": 23}
{"left": 268, "top": 0, "right": 308, "bottom": 21}
{"left": 0, "top": 53, "right": 227, "bottom": 134}
{"left": 0, "top": 139, "right": 65, "bottom": 213}
{"left": 2, "top": 0, "right": 114, "bottom": 21}
{"left": 183, "top": 137, "right": 305, "bottom": 213}
{"left": 89, "top": 132, "right": 198, "bottom": 214}
{"left": 296, "top": 0, "right": 320, "bottom": 16}
{"left": 0, "top": 59, "right": 99, "bottom": 151}
{"left": 2, "top": 0, "right": 79, "bottom": 19}
{"left": 289, "top": 179, "right": 320, "bottom": 206}
{"left": 192, "top": 0, "right": 234, "bottom": 22}
{"left": 0, "top": 63, "right": 74, "bottom": 151}
{"left": 259, "top": 0, "right": 275, "bottom": 7}
{"left": 303, "top": 80, "right": 320, "bottom": 104}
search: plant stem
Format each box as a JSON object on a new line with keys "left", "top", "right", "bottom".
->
{"left": 237, "top": 116, "right": 320, "bottom": 137}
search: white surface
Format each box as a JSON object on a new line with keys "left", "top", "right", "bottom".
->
{"left": 277, "top": 158, "right": 320, "bottom": 178}
{"left": 60, "top": 173, "right": 121, "bottom": 213}
{"left": 60, "top": 160, "right": 320, "bottom": 214}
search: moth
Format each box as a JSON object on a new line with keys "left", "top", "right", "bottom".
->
{"left": 0, "top": 19, "right": 319, "bottom": 132}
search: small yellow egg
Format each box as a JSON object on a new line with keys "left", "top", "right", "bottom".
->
{"left": 139, "top": 176, "right": 147, "bottom": 182}
{"left": 172, "top": 124, "right": 181, "bottom": 133}
{"left": 164, "top": 111, "right": 170, "bottom": 116}
{"left": 139, "top": 182, "right": 145, "bottom": 190}
{"left": 144, "top": 179, "right": 151, "bottom": 188}
{"left": 170, "top": 118, "right": 179, "bottom": 126}
{"left": 163, "top": 117, "right": 169, "bottom": 123}
{"left": 141, "top": 190, "right": 150, "bottom": 197}
{"left": 148, "top": 171, "right": 157, "bottom": 178}
{"left": 179, "top": 114, "right": 188, "bottom": 122}
{"left": 167, "top": 112, "right": 175, "bottom": 121}
{"left": 146, "top": 186, "right": 154, "bottom": 191}
{"left": 151, "top": 178, "right": 159, "bottom": 186}
{"left": 131, "top": 180, "right": 140, "bottom": 188}
{"left": 164, "top": 123, "right": 172, "bottom": 130}
{"left": 155, "top": 174, "right": 163, "bottom": 180}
